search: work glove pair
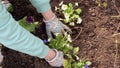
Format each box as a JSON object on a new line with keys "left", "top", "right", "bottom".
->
{"left": 44, "top": 14, "right": 71, "bottom": 67}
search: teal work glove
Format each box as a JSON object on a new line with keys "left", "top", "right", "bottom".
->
{"left": 43, "top": 14, "right": 72, "bottom": 38}
{"left": 45, "top": 49, "right": 64, "bottom": 67}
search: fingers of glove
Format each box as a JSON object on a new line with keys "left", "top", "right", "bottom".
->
{"left": 49, "top": 24, "right": 65, "bottom": 36}
{"left": 61, "top": 29, "right": 65, "bottom": 35}
{"left": 46, "top": 27, "right": 64, "bottom": 38}
{"left": 60, "top": 22, "right": 72, "bottom": 34}
{"left": 52, "top": 30, "right": 64, "bottom": 38}
{"left": 46, "top": 30, "right": 53, "bottom": 38}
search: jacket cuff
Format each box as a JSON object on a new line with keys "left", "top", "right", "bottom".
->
{"left": 29, "top": 0, "right": 51, "bottom": 13}
{"left": 36, "top": 3, "right": 51, "bottom": 13}
{"left": 38, "top": 44, "right": 49, "bottom": 58}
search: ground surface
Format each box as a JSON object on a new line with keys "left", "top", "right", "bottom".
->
{"left": 1, "top": 0, "right": 120, "bottom": 68}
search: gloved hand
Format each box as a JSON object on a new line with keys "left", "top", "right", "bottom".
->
{"left": 2, "top": 0, "right": 11, "bottom": 9}
{"left": 43, "top": 14, "right": 72, "bottom": 38}
{"left": 45, "top": 49, "right": 64, "bottom": 67}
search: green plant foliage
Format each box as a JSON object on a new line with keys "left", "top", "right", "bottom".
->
{"left": 73, "top": 47, "right": 79, "bottom": 55}
{"left": 55, "top": 2, "right": 82, "bottom": 26}
{"left": 75, "top": 8, "right": 82, "bottom": 14}
{"left": 48, "top": 33, "right": 72, "bottom": 54}
{"left": 18, "top": 17, "right": 38, "bottom": 32}
{"left": 103, "top": 2, "right": 108, "bottom": 8}
{"left": 7, "top": 4, "right": 14, "bottom": 12}
{"left": 48, "top": 33, "right": 91, "bottom": 68}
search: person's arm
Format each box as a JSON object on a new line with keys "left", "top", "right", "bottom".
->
{"left": 29, "top": 0, "right": 51, "bottom": 13}
{"left": 29, "top": 0, "right": 54, "bottom": 20}
{"left": 0, "top": 1, "right": 64, "bottom": 67}
{"left": 0, "top": 1, "right": 49, "bottom": 58}
{"left": 29, "top": 0, "right": 71, "bottom": 38}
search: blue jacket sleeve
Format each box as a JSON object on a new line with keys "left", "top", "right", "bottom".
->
{"left": 0, "top": 1, "right": 49, "bottom": 58}
{"left": 29, "top": 0, "right": 51, "bottom": 13}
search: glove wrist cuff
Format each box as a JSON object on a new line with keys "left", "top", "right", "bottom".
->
{"left": 45, "top": 49, "right": 59, "bottom": 62}
{"left": 43, "top": 14, "right": 58, "bottom": 23}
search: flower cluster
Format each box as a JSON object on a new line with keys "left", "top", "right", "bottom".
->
{"left": 47, "top": 33, "right": 91, "bottom": 68}
{"left": 55, "top": 1, "right": 82, "bottom": 26}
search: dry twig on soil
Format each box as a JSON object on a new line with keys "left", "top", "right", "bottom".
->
{"left": 72, "top": 27, "right": 82, "bottom": 42}
{"left": 111, "top": 0, "right": 120, "bottom": 18}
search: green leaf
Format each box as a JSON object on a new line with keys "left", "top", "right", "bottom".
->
{"left": 48, "top": 39, "right": 56, "bottom": 48}
{"left": 63, "top": 60, "right": 69, "bottom": 68}
{"left": 64, "top": 19, "right": 70, "bottom": 23}
{"left": 18, "top": 17, "right": 38, "bottom": 32}
{"left": 75, "top": 8, "right": 82, "bottom": 14}
{"left": 73, "top": 47, "right": 79, "bottom": 55}
{"left": 71, "top": 14, "right": 79, "bottom": 19}
{"left": 66, "top": 54, "right": 73, "bottom": 59}
{"left": 86, "top": 61, "right": 92, "bottom": 66}
{"left": 63, "top": 47, "right": 70, "bottom": 53}
{"left": 63, "top": 60, "right": 72, "bottom": 68}
{"left": 67, "top": 3, "right": 74, "bottom": 14}
{"left": 68, "top": 3, "right": 73, "bottom": 10}
{"left": 103, "top": 2, "right": 108, "bottom": 8}
{"left": 68, "top": 45, "right": 73, "bottom": 50}
{"left": 7, "top": 4, "right": 14, "bottom": 12}
{"left": 77, "top": 61, "right": 85, "bottom": 67}
{"left": 72, "top": 62, "right": 79, "bottom": 68}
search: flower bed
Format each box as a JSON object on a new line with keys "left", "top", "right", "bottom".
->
{"left": 1, "top": 0, "right": 120, "bottom": 68}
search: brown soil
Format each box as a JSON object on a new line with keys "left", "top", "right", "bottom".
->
{"left": 1, "top": 0, "right": 120, "bottom": 68}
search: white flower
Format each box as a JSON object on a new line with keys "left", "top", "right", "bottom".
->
{"left": 61, "top": 4, "right": 68, "bottom": 10}
{"left": 75, "top": 3, "right": 78, "bottom": 6}
{"left": 34, "top": 22, "right": 38, "bottom": 25}
{"left": 86, "top": 61, "right": 92, "bottom": 66}
{"left": 75, "top": 55, "right": 80, "bottom": 60}
{"left": 70, "top": 22, "right": 75, "bottom": 26}
{"left": 64, "top": 13, "right": 70, "bottom": 21}
{"left": 59, "top": 1, "right": 63, "bottom": 6}
{"left": 66, "top": 44, "right": 70, "bottom": 47}
{"left": 76, "top": 17, "right": 82, "bottom": 24}
{"left": 67, "top": 35, "right": 72, "bottom": 42}
{"left": 59, "top": 18, "right": 63, "bottom": 21}
{"left": 55, "top": 6, "right": 59, "bottom": 11}
{"left": 64, "top": 32, "right": 67, "bottom": 36}
{"left": 48, "top": 38, "right": 52, "bottom": 42}
{"left": 55, "top": 33, "right": 60, "bottom": 36}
